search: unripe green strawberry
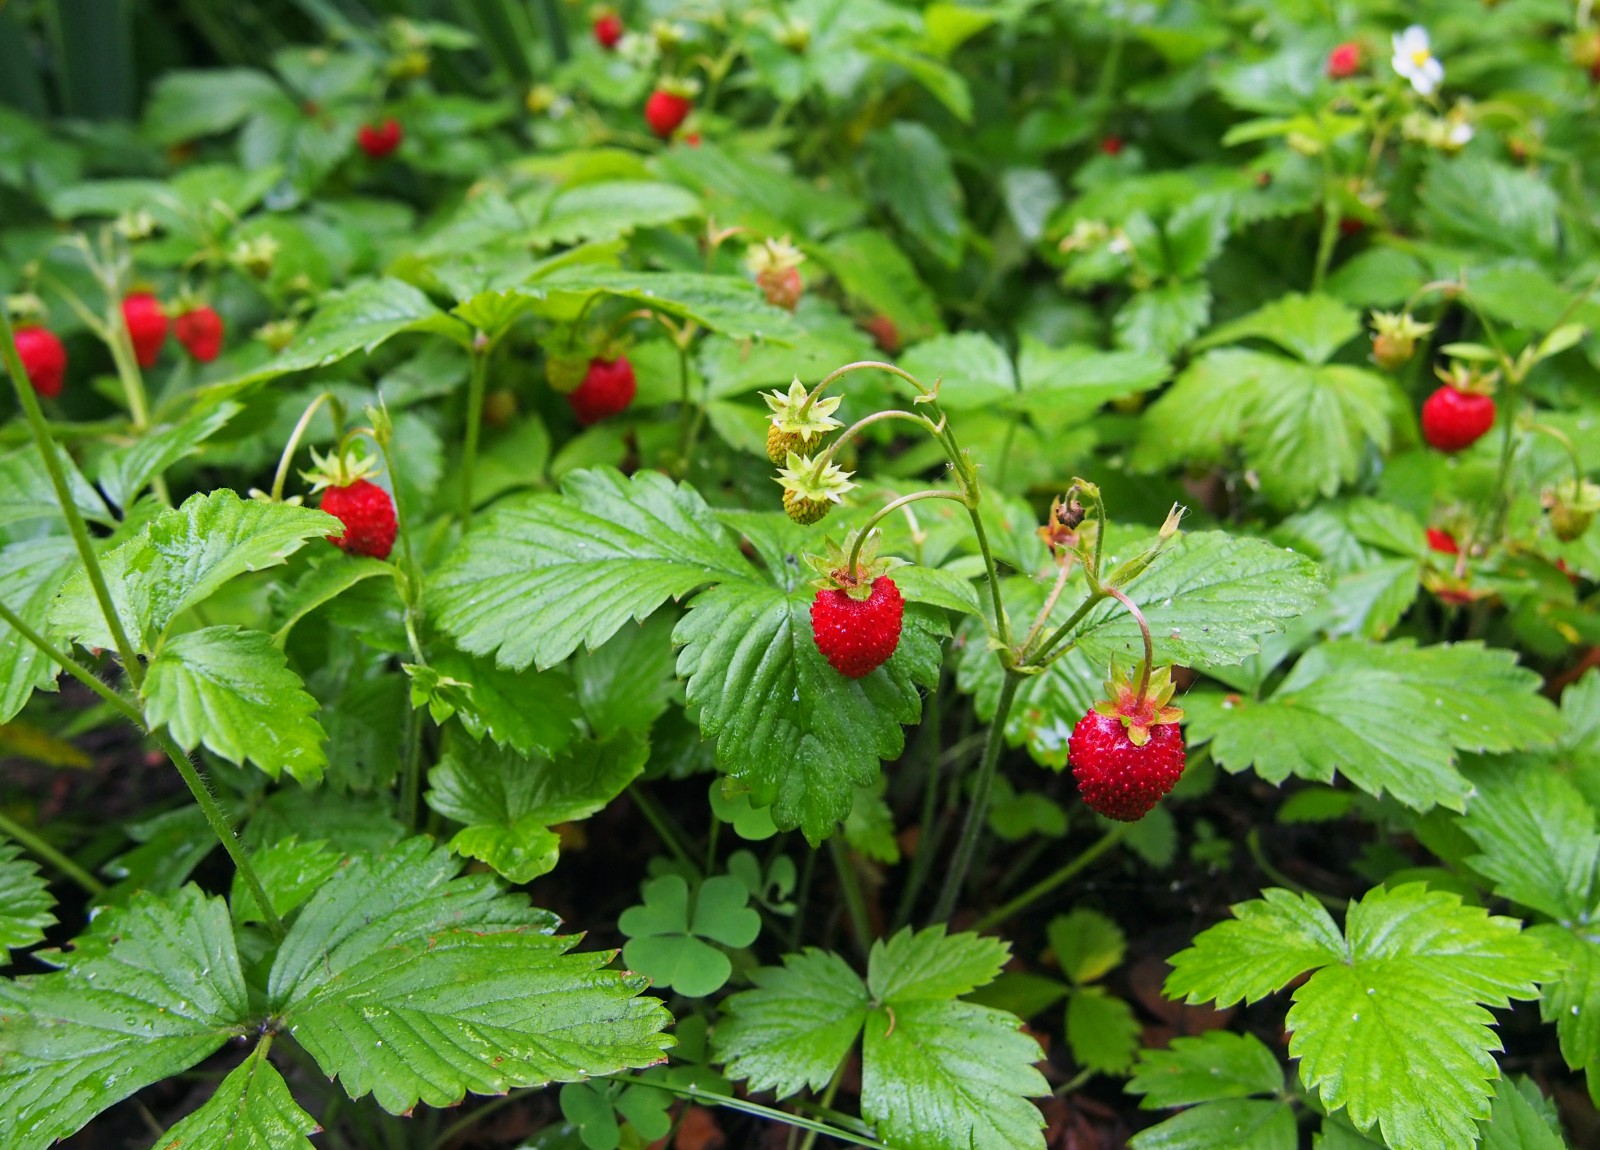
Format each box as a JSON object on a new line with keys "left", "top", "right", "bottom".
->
{"left": 546, "top": 354, "right": 589, "bottom": 394}
{"left": 766, "top": 425, "right": 820, "bottom": 466}
{"left": 784, "top": 488, "right": 832, "bottom": 525}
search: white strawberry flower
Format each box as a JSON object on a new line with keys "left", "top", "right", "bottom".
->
{"left": 1392, "top": 25, "right": 1444, "bottom": 96}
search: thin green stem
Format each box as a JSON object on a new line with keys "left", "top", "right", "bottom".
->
{"left": 269, "top": 391, "right": 337, "bottom": 502}
{"left": 962, "top": 498, "right": 1011, "bottom": 649}
{"left": 158, "top": 729, "right": 286, "bottom": 939}
{"left": 104, "top": 305, "right": 152, "bottom": 431}
{"left": 1246, "top": 829, "right": 1344, "bottom": 911}
{"left": 458, "top": 342, "right": 492, "bottom": 526}
{"left": 845, "top": 490, "right": 968, "bottom": 575}
{"left": 399, "top": 704, "right": 423, "bottom": 832}
{"left": 0, "top": 808, "right": 106, "bottom": 897}
{"left": 1019, "top": 560, "right": 1074, "bottom": 659}
{"left": 971, "top": 824, "right": 1129, "bottom": 933}
{"left": 630, "top": 784, "right": 702, "bottom": 878}
{"left": 811, "top": 409, "right": 942, "bottom": 473}
{"left": 1030, "top": 587, "right": 1107, "bottom": 666}
{"left": 829, "top": 835, "right": 873, "bottom": 959}
{"left": 893, "top": 676, "right": 945, "bottom": 929}
{"left": 0, "top": 311, "right": 145, "bottom": 689}
{"left": 1311, "top": 154, "right": 1341, "bottom": 294}
{"left": 931, "top": 670, "right": 1023, "bottom": 923}
{"left": 1103, "top": 585, "right": 1154, "bottom": 698}
{"left": 796, "top": 1061, "right": 848, "bottom": 1150}
{"left": 628, "top": 1078, "right": 885, "bottom": 1149}
{"left": 804, "top": 360, "right": 931, "bottom": 413}
{"left": 0, "top": 599, "right": 143, "bottom": 725}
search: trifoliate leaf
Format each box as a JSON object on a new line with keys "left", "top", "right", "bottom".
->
{"left": 714, "top": 948, "right": 870, "bottom": 1095}
{"left": 1066, "top": 987, "right": 1139, "bottom": 1074}
{"left": 268, "top": 838, "right": 672, "bottom": 1114}
{"left": 618, "top": 874, "right": 761, "bottom": 998}
{"left": 1167, "top": 883, "right": 1561, "bottom": 1150}
{"left": 1128, "top": 1098, "right": 1298, "bottom": 1150}
{"left": 429, "top": 646, "right": 582, "bottom": 758}
{"left": 0, "top": 538, "right": 77, "bottom": 724}
{"left": 229, "top": 836, "right": 343, "bottom": 926}
{"left": 426, "top": 735, "right": 648, "bottom": 883}
{"left": 718, "top": 927, "right": 1045, "bottom": 1150}
{"left": 1459, "top": 759, "right": 1599, "bottom": 923}
{"left": 1127, "top": 1031, "right": 1285, "bottom": 1109}
{"left": 0, "top": 887, "right": 250, "bottom": 1150}
{"left": 1068, "top": 531, "right": 1325, "bottom": 668}
{"left": 861, "top": 996, "right": 1047, "bottom": 1150}
{"left": 51, "top": 490, "right": 339, "bottom": 653}
{"left": 1186, "top": 640, "right": 1559, "bottom": 812}
{"left": 675, "top": 580, "right": 943, "bottom": 843}
{"left": 143, "top": 626, "right": 327, "bottom": 784}
{"left": 867, "top": 925, "right": 1009, "bottom": 1001}
{"left": 151, "top": 1039, "right": 319, "bottom": 1150}
{"left": 1048, "top": 908, "right": 1126, "bottom": 985}
{"left": 1134, "top": 348, "right": 1393, "bottom": 509}
{"left": 0, "top": 840, "right": 54, "bottom": 962}
{"left": 431, "top": 467, "right": 752, "bottom": 671}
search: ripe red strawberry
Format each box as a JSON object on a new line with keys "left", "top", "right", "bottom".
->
{"left": 593, "top": 11, "right": 623, "bottom": 50}
{"left": 320, "top": 478, "right": 397, "bottom": 560}
{"left": 13, "top": 324, "right": 67, "bottom": 398}
{"left": 811, "top": 575, "right": 904, "bottom": 678}
{"left": 122, "top": 293, "right": 168, "bottom": 368}
{"left": 567, "top": 355, "right": 636, "bottom": 424}
{"left": 174, "top": 306, "right": 224, "bottom": 363}
{"left": 862, "top": 314, "right": 901, "bottom": 354}
{"left": 1426, "top": 527, "right": 1459, "bottom": 555}
{"left": 1421, "top": 384, "right": 1495, "bottom": 452}
{"left": 1326, "top": 42, "right": 1362, "bottom": 78}
{"left": 645, "top": 89, "right": 693, "bottom": 138}
{"left": 1069, "top": 665, "right": 1186, "bottom": 822}
{"left": 357, "top": 118, "right": 403, "bottom": 159}
{"left": 1100, "top": 136, "right": 1124, "bottom": 156}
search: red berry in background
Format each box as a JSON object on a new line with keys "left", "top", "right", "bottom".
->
{"left": 862, "top": 314, "right": 901, "bottom": 354}
{"left": 1327, "top": 41, "right": 1362, "bottom": 78}
{"left": 1426, "top": 528, "right": 1460, "bottom": 555}
{"left": 567, "top": 355, "right": 636, "bottom": 424}
{"left": 174, "top": 306, "right": 224, "bottom": 363}
{"left": 121, "top": 293, "right": 168, "bottom": 368}
{"left": 1069, "top": 711, "right": 1186, "bottom": 821}
{"left": 757, "top": 266, "right": 803, "bottom": 311}
{"left": 13, "top": 325, "right": 67, "bottom": 398}
{"left": 357, "top": 118, "right": 403, "bottom": 159}
{"left": 1421, "top": 385, "right": 1496, "bottom": 452}
{"left": 320, "top": 478, "right": 397, "bottom": 560}
{"left": 811, "top": 576, "right": 904, "bottom": 678}
{"left": 1339, "top": 217, "right": 1365, "bottom": 237}
{"left": 645, "top": 89, "right": 693, "bottom": 138}
{"left": 593, "top": 11, "right": 623, "bottom": 50}
{"left": 1100, "top": 136, "right": 1124, "bottom": 156}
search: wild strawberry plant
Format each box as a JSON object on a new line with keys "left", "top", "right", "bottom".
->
{"left": 1, "top": 2, "right": 1599, "bottom": 1149}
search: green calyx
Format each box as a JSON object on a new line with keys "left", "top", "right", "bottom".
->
{"left": 300, "top": 443, "right": 383, "bottom": 493}
{"left": 1092, "top": 663, "right": 1185, "bottom": 747}
{"left": 764, "top": 377, "right": 842, "bottom": 438}
{"left": 804, "top": 530, "right": 906, "bottom": 599}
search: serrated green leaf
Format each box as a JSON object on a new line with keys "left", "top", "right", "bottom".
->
{"left": 1170, "top": 884, "right": 1560, "bottom": 1150}
{"left": 528, "top": 181, "right": 701, "bottom": 247}
{"left": 1127, "top": 1031, "right": 1285, "bottom": 1108}
{"left": 143, "top": 626, "right": 327, "bottom": 784}
{"left": 151, "top": 1039, "right": 319, "bottom": 1150}
{"left": 815, "top": 228, "right": 942, "bottom": 344}
{"left": 866, "top": 122, "right": 964, "bottom": 267}
{"left": 52, "top": 490, "right": 340, "bottom": 653}
{"left": 431, "top": 468, "right": 751, "bottom": 671}
{"left": 1527, "top": 925, "right": 1600, "bottom": 1102}
{"left": 1420, "top": 156, "right": 1558, "bottom": 260}
{"left": 429, "top": 647, "right": 582, "bottom": 758}
{"left": 897, "top": 332, "right": 1015, "bottom": 410}
{"left": 867, "top": 925, "right": 1009, "bottom": 1001}
{"left": 1195, "top": 293, "right": 1361, "bottom": 365}
{"left": 1479, "top": 1075, "right": 1569, "bottom": 1150}
{"left": 1187, "top": 640, "right": 1559, "bottom": 811}
{"left": 862, "top": 997, "right": 1047, "bottom": 1150}
{"left": 517, "top": 268, "right": 802, "bottom": 342}
{"left": 571, "top": 612, "right": 678, "bottom": 738}
{"left": 699, "top": 298, "right": 877, "bottom": 401}
{"left": 0, "top": 538, "right": 77, "bottom": 723}
{"left": 1067, "top": 531, "right": 1324, "bottom": 669}
{"left": 269, "top": 838, "right": 671, "bottom": 1114}
{"left": 675, "top": 580, "right": 942, "bottom": 843}
{"left": 142, "top": 68, "right": 283, "bottom": 145}
{"left": 1014, "top": 339, "right": 1170, "bottom": 428}
{"left": 1048, "top": 908, "right": 1126, "bottom": 985}
{"left": 715, "top": 948, "right": 870, "bottom": 1095}
{"left": 1066, "top": 987, "right": 1139, "bottom": 1075}
{"left": 229, "top": 836, "right": 343, "bottom": 926}
{"left": 1129, "top": 1098, "right": 1298, "bottom": 1150}
{"left": 0, "top": 840, "right": 54, "bottom": 962}
{"left": 1135, "top": 349, "right": 1393, "bottom": 509}
{"left": 1459, "top": 760, "right": 1599, "bottom": 923}
{"left": 427, "top": 736, "right": 647, "bottom": 883}
{"left": 0, "top": 887, "right": 250, "bottom": 1150}
{"left": 96, "top": 403, "right": 240, "bottom": 513}
{"left": 270, "top": 554, "right": 394, "bottom": 645}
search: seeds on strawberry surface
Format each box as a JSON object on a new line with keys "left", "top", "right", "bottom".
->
{"left": 1069, "top": 712, "right": 1186, "bottom": 821}
{"left": 320, "top": 478, "right": 398, "bottom": 560}
{"left": 811, "top": 575, "right": 904, "bottom": 678}
{"left": 14, "top": 325, "right": 67, "bottom": 398}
